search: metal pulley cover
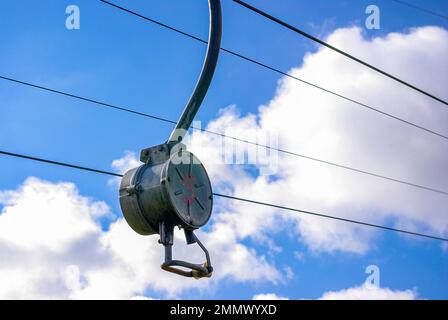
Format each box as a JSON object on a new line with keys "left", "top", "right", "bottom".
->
{"left": 119, "top": 144, "right": 213, "bottom": 236}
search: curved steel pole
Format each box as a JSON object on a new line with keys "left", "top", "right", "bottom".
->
{"left": 168, "top": 0, "right": 222, "bottom": 143}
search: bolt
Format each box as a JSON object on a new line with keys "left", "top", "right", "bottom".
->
{"left": 126, "top": 185, "right": 135, "bottom": 195}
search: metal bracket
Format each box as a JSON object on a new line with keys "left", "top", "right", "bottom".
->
{"left": 140, "top": 143, "right": 171, "bottom": 165}
{"left": 159, "top": 222, "right": 213, "bottom": 279}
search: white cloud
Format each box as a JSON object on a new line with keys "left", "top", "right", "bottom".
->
{"left": 0, "top": 177, "right": 280, "bottom": 299}
{"left": 200, "top": 222, "right": 281, "bottom": 284}
{"left": 186, "top": 26, "right": 448, "bottom": 254}
{"left": 0, "top": 177, "right": 109, "bottom": 252}
{"left": 0, "top": 177, "right": 110, "bottom": 299}
{"left": 1, "top": 25, "right": 447, "bottom": 299}
{"left": 253, "top": 293, "right": 289, "bottom": 300}
{"left": 111, "top": 150, "right": 141, "bottom": 174}
{"left": 253, "top": 284, "right": 417, "bottom": 300}
{"left": 319, "top": 283, "right": 417, "bottom": 300}
{"left": 108, "top": 150, "right": 142, "bottom": 188}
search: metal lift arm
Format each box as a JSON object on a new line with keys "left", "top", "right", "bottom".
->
{"left": 168, "top": 0, "right": 222, "bottom": 143}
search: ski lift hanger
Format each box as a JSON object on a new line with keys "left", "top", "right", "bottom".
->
{"left": 119, "top": 0, "right": 222, "bottom": 279}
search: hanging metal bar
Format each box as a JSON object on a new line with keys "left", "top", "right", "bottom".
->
{"left": 168, "top": 0, "right": 222, "bottom": 143}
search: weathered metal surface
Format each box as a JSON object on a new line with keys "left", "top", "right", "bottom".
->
{"left": 119, "top": 147, "right": 213, "bottom": 235}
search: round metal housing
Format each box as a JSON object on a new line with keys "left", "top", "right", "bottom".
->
{"left": 119, "top": 148, "right": 213, "bottom": 236}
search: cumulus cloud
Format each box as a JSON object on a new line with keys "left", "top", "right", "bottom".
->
{"left": 253, "top": 284, "right": 417, "bottom": 300}
{"left": 1, "top": 25, "right": 446, "bottom": 299}
{"left": 319, "top": 283, "right": 417, "bottom": 300}
{"left": 108, "top": 150, "right": 142, "bottom": 189}
{"left": 0, "top": 177, "right": 279, "bottom": 299}
{"left": 253, "top": 293, "right": 289, "bottom": 300}
{"left": 186, "top": 26, "right": 448, "bottom": 254}
{"left": 0, "top": 177, "right": 110, "bottom": 299}
{"left": 111, "top": 151, "right": 141, "bottom": 174}
{"left": 0, "top": 177, "right": 108, "bottom": 252}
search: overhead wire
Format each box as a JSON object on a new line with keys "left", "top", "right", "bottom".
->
{"left": 1, "top": 74, "right": 448, "bottom": 196}
{"left": 1, "top": 149, "right": 447, "bottom": 243}
{"left": 0, "top": 150, "right": 123, "bottom": 177}
{"left": 0, "top": 1, "right": 447, "bottom": 242}
{"left": 389, "top": 0, "right": 448, "bottom": 20}
{"left": 97, "top": 0, "right": 448, "bottom": 142}
{"left": 215, "top": 193, "right": 448, "bottom": 242}
{"left": 1, "top": 2, "right": 447, "bottom": 246}
{"left": 232, "top": 0, "right": 448, "bottom": 106}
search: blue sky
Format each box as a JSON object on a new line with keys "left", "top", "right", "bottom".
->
{"left": 0, "top": 0, "right": 447, "bottom": 299}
